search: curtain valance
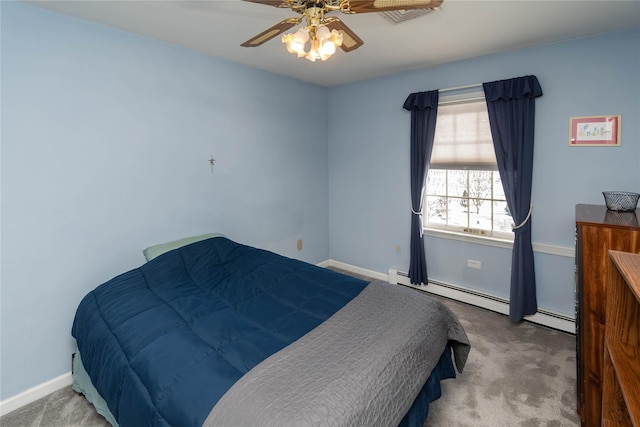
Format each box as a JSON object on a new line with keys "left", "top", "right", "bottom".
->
{"left": 483, "top": 75, "right": 543, "bottom": 101}
{"left": 403, "top": 91, "right": 439, "bottom": 111}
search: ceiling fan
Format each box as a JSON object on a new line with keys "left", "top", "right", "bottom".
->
{"left": 241, "top": 0, "right": 443, "bottom": 62}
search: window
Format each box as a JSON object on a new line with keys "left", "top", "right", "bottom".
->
{"left": 423, "top": 94, "right": 513, "bottom": 240}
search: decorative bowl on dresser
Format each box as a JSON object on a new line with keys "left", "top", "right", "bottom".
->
{"left": 575, "top": 204, "right": 640, "bottom": 426}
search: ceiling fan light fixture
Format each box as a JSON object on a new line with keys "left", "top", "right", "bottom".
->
{"left": 282, "top": 23, "right": 343, "bottom": 62}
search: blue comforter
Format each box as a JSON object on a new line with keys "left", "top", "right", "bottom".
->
{"left": 72, "top": 237, "right": 368, "bottom": 427}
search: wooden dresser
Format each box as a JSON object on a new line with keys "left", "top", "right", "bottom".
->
{"left": 601, "top": 251, "right": 640, "bottom": 426}
{"left": 575, "top": 204, "right": 640, "bottom": 426}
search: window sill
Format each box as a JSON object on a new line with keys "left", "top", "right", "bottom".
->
{"left": 424, "top": 228, "right": 514, "bottom": 249}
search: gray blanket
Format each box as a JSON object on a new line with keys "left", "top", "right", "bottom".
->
{"left": 204, "top": 280, "right": 470, "bottom": 427}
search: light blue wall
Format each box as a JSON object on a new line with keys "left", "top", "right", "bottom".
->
{"left": 1, "top": 2, "right": 329, "bottom": 400}
{"left": 2, "top": 0, "right": 639, "bottom": 405}
{"left": 328, "top": 27, "right": 640, "bottom": 316}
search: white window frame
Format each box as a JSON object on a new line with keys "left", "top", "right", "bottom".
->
{"left": 422, "top": 92, "right": 514, "bottom": 244}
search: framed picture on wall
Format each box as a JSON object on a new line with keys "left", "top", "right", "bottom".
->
{"left": 569, "top": 115, "right": 621, "bottom": 146}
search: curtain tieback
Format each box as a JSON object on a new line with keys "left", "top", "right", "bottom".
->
{"left": 411, "top": 205, "right": 425, "bottom": 237}
{"left": 512, "top": 202, "right": 533, "bottom": 231}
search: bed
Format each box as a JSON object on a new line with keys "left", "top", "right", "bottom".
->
{"left": 71, "top": 235, "right": 470, "bottom": 427}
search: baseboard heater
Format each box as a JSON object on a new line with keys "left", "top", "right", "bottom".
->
{"left": 388, "top": 269, "right": 575, "bottom": 334}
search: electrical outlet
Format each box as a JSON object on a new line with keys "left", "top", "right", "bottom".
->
{"left": 395, "top": 245, "right": 401, "bottom": 255}
{"left": 297, "top": 239, "right": 303, "bottom": 251}
{"left": 467, "top": 259, "right": 482, "bottom": 269}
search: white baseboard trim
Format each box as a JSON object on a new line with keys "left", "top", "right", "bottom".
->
{"left": 389, "top": 268, "right": 575, "bottom": 334}
{"left": 0, "top": 371, "right": 72, "bottom": 417}
{"left": 321, "top": 259, "right": 388, "bottom": 282}
{"left": 321, "top": 260, "right": 575, "bottom": 334}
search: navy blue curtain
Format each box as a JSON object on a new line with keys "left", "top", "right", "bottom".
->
{"left": 483, "top": 75, "right": 543, "bottom": 321}
{"left": 403, "top": 90, "right": 439, "bottom": 285}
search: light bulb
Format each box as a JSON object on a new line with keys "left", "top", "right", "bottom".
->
{"left": 282, "top": 28, "right": 310, "bottom": 57}
{"left": 331, "top": 30, "right": 343, "bottom": 47}
{"left": 290, "top": 39, "right": 305, "bottom": 54}
{"left": 293, "top": 28, "right": 309, "bottom": 44}
{"left": 282, "top": 34, "right": 296, "bottom": 54}
{"left": 316, "top": 25, "right": 331, "bottom": 40}
{"left": 319, "top": 40, "right": 336, "bottom": 56}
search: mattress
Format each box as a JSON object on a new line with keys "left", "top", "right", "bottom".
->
{"left": 72, "top": 236, "right": 468, "bottom": 426}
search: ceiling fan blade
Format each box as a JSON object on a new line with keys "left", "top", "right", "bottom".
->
{"left": 241, "top": 18, "right": 300, "bottom": 47}
{"left": 241, "top": 0, "right": 308, "bottom": 11}
{"left": 242, "top": 0, "right": 290, "bottom": 7}
{"left": 325, "top": 17, "right": 364, "bottom": 52}
{"left": 347, "top": 0, "right": 443, "bottom": 13}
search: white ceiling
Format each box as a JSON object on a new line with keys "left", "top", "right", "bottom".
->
{"left": 26, "top": 0, "right": 640, "bottom": 87}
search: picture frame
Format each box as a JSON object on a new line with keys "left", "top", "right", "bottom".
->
{"left": 569, "top": 115, "right": 620, "bottom": 146}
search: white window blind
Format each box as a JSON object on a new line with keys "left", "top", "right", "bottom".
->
{"left": 430, "top": 97, "right": 496, "bottom": 171}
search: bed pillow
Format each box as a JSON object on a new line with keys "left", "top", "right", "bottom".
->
{"left": 143, "top": 233, "right": 225, "bottom": 261}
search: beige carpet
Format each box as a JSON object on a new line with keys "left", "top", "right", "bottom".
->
{"left": 426, "top": 296, "right": 579, "bottom": 426}
{"left": 1, "top": 284, "right": 579, "bottom": 427}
